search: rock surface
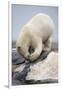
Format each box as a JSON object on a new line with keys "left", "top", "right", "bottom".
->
{"left": 12, "top": 49, "right": 58, "bottom": 85}
{"left": 26, "top": 52, "right": 58, "bottom": 81}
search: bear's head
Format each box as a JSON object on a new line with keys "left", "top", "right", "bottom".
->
{"left": 16, "top": 35, "right": 42, "bottom": 62}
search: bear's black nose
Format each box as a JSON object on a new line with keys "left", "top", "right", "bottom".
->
{"left": 28, "top": 46, "right": 35, "bottom": 54}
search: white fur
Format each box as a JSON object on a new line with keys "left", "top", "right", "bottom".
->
{"left": 16, "top": 13, "right": 55, "bottom": 61}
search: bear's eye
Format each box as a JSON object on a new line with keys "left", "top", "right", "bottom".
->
{"left": 28, "top": 46, "right": 34, "bottom": 54}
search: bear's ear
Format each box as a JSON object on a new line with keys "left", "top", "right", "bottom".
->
{"left": 17, "top": 46, "right": 21, "bottom": 53}
{"left": 18, "top": 46, "right": 21, "bottom": 50}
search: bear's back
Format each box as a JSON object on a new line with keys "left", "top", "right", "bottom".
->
{"left": 26, "top": 13, "right": 55, "bottom": 41}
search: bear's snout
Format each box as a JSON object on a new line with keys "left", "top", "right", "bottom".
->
{"left": 28, "top": 46, "right": 35, "bottom": 54}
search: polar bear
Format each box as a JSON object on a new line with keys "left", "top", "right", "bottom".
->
{"left": 16, "top": 13, "right": 55, "bottom": 61}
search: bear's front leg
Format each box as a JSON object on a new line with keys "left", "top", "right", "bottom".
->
{"left": 43, "top": 36, "right": 52, "bottom": 52}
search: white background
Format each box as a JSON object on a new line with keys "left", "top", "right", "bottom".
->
{"left": 0, "top": 0, "right": 62, "bottom": 90}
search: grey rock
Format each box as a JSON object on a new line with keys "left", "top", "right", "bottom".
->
{"left": 13, "top": 64, "right": 30, "bottom": 81}
{"left": 12, "top": 79, "right": 21, "bottom": 85}
{"left": 12, "top": 51, "right": 25, "bottom": 65}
